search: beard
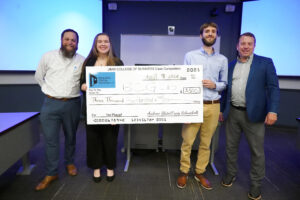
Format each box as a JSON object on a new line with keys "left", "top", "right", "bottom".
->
{"left": 202, "top": 37, "right": 216, "bottom": 47}
{"left": 60, "top": 44, "right": 77, "bottom": 58}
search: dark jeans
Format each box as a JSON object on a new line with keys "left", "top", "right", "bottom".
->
{"left": 40, "top": 96, "right": 81, "bottom": 176}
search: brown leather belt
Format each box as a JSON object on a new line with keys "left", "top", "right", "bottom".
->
{"left": 46, "top": 95, "right": 78, "bottom": 102}
{"left": 203, "top": 99, "right": 220, "bottom": 104}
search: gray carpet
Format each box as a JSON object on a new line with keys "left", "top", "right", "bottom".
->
{"left": 0, "top": 121, "right": 299, "bottom": 200}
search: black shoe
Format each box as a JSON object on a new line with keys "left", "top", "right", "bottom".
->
{"left": 221, "top": 174, "right": 236, "bottom": 187}
{"left": 93, "top": 176, "right": 102, "bottom": 183}
{"left": 106, "top": 175, "right": 115, "bottom": 182}
{"left": 248, "top": 186, "right": 261, "bottom": 200}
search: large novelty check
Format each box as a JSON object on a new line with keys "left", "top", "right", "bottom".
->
{"left": 86, "top": 65, "right": 203, "bottom": 124}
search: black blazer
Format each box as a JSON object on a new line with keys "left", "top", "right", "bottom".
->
{"left": 80, "top": 57, "right": 124, "bottom": 118}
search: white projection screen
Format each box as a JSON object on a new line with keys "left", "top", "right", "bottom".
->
{"left": 120, "top": 35, "right": 221, "bottom": 66}
{"left": 241, "top": 0, "right": 300, "bottom": 77}
{"left": 0, "top": 0, "right": 102, "bottom": 72}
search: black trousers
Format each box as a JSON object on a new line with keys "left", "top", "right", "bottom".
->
{"left": 86, "top": 124, "right": 119, "bottom": 170}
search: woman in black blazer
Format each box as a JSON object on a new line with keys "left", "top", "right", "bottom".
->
{"left": 80, "top": 33, "right": 123, "bottom": 183}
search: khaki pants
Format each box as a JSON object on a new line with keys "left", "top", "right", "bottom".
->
{"left": 180, "top": 103, "right": 220, "bottom": 174}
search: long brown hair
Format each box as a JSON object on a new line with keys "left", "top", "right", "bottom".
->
{"left": 81, "top": 33, "right": 118, "bottom": 75}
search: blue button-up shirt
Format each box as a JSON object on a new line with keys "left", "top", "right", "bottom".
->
{"left": 184, "top": 47, "right": 228, "bottom": 101}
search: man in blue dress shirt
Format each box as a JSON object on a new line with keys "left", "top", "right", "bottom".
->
{"left": 176, "top": 22, "right": 228, "bottom": 190}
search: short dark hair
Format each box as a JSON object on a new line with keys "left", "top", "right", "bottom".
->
{"left": 61, "top": 29, "right": 79, "bottom": 43}
{"left": 200, "top": 22, "right": 219, "bottom": 35}
{"left": 239, "top": 32, "right": 256, "bottom": 44}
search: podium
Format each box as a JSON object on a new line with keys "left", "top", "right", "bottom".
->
{"left": 0, "top": 112, "right": 40, "bottom": 175}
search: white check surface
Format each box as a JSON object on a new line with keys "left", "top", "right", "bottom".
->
{"left": 86, "top": 65, "right": 203, "bottom": 124}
